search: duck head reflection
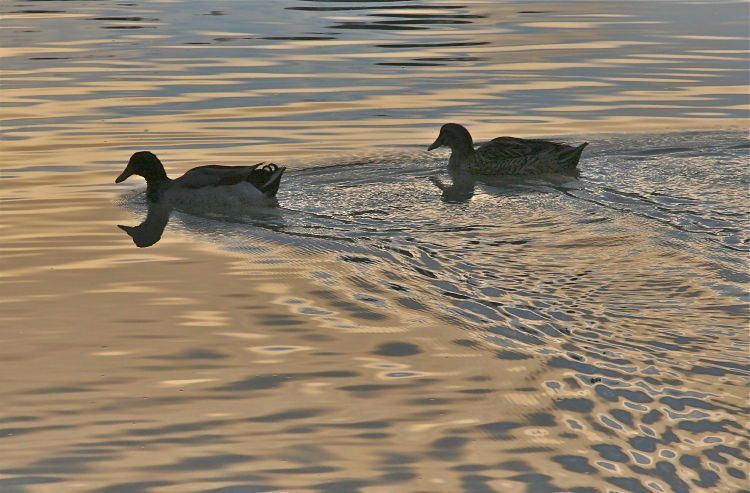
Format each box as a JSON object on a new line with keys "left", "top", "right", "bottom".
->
{"left": 118, "top": 199, "right": 172, "bottom": 248}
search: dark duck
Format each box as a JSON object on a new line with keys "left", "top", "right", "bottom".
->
{"left": 115, "top": 151, "right": 285, "bottom": 208}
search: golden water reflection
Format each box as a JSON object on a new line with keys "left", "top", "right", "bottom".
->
{"left": 2, "top": 1, "right": 748, "bottom": 169}
{"left": 1, "top": 1, "right": 749, "bottom": 492}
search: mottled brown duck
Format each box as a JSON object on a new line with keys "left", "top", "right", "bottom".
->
{"left": 428, "top": 123, "right": 588, "bottom": 175}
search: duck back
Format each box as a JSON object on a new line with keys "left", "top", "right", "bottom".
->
{"left": 464, "top": 138, "right": 587, "bottom": 175}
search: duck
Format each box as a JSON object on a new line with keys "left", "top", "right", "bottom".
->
{"left": 115, "top": 151, "right": 285, "bottom": 208}
{"left": 427, "top": 123, "right": 588, "bottom": 175}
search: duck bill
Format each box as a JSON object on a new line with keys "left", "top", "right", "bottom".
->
{"left": 427, "top": 136, "right": 443, "bottom": 151}
{"left": 115, "top": 167, "right": 133, "bottom": 183}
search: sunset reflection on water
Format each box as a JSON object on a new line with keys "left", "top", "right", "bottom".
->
{"left": 1, "top": 1, "right": 748, "bottom": 492}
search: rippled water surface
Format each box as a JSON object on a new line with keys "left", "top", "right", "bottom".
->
{"left": 1, "top": 1, "right": 749, "bottom": 492}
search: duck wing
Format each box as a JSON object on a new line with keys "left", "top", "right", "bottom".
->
{"left": 176, "top": 163, "right": 285, "bottom": 196}
{"left": 472, "top": 138, "right": 587, "bottom": 174}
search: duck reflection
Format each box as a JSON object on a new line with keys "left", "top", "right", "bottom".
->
{"left": 118, "top": 198, "right": 172, "bottom": 248}
{"left": 429, "top": 168, "right": 583, "bottom": 203}
{"left": 429, "top": 170, "right": 477, "bottom": 203}
{"left": 117, "top": 196, "right": 288, "bottom": 248}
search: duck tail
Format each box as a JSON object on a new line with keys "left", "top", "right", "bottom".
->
{"left": 560, "top": 142, "right": 588, "bottom": 170}
{"left": 259, "top": 165, "right": 285, "bottom": 198}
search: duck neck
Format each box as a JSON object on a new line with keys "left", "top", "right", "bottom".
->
{"left": 448, "top": 142, "right": 475, "bottom": 168}
{"left": 145, "top": 175, "right": 171, "bottom": 201}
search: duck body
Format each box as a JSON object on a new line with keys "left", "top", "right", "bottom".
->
{"left": 116, "top": 152, "right": 285, "bottom": 209}
{"left": 429, "top": 123, "right": 587, "bottom": 176}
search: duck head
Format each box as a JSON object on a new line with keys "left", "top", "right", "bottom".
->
{"left": 116, "top": 151, "right": 169, "bottom": 184}
{"left": 427, "top": 123, "right": 474, "bottom": 154}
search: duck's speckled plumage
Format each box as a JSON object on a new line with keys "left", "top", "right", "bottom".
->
{"left": 115, "top": 151, "right": 285, "bottom": 207}
{"left": 428, "top": 123, "right": 588, "bottom": 175}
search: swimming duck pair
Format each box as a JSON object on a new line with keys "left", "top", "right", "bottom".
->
{"left": 114, "top": 124, "right": 587, "bottom": 204}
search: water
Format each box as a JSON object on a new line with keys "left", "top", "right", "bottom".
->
{"left": 1, "top": 1, "right": 749, "bottom": 492}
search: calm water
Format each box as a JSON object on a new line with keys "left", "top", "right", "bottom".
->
{"left": 1, "top": 1, "right": 749, "bottom": 492}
